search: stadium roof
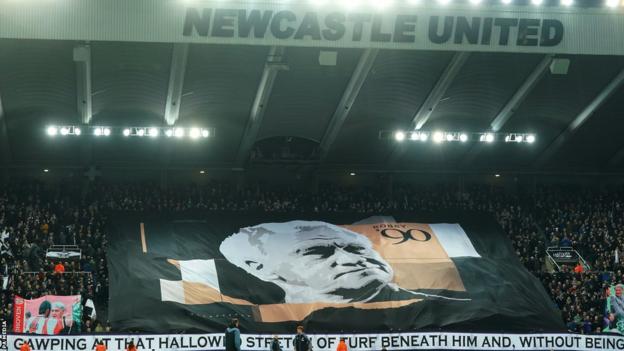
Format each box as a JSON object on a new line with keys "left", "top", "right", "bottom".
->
{"left": 1, "top": 1, "right": 624, "bottom": 175}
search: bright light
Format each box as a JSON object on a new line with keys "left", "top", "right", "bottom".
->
{"left": 60, "top": 127, "right": 69, "bottom": 136}
{"left": 309, "top": 0, "right": 327, "bottom": 6}
{"left": 165, "top": 129, "right": 174, "bottom": 138}
{"left": 437, "top": 0, "right": 451, "bottom": 4}
{"left": 103, "top": 128, "right": 111, "bottom": 136}
{"left": 394, "top": 131, "right": 406, "bottom": 142}
{"left": 606, "top": 0, "right": 619, "bottom": 8}
{"left": 495, "top": 174, "right": 500, "bottom": 178}
{"left": 200, "top": 170, "right": 206, "bottom": 174}
{"left": 350, "top": 172, "right": 356, "bottom": 176}
{"left": 137, "top": 128, "right": 145, "bottom": 137}
{"left": 481, "top": 133, "right": 495, "bottom": 143}
{"left": 526, "top": 134, "right": 536, "bottom": 143}
{"left": 47, "top": 126, "right": 58, "bottom": 136}
{"left": 469, "top": 0, "right": 482, "bottom": 4}
{"left": 501, "top": 0, "right": 512, "bottom": 3}
{"left": 174, "top": 128, "right": 185, "bottom": 138}
{"left": 446, "top": 134, "right": 454, "bottom": 142}
{"left": 531, "top": 0, "right": 543, "bottom": 5}
{"left": 123, "top": 128, "right": 131, "bottom": 137}
{"left": 561, "top": 0, "right": 573, "bottom": 6}
{"left": 433, "top": 131, "right": 444, "bottom": 143}
{"left": 516, "top": 135, "right": 524, "bottom": 143}
{"left": 419, "top": 133, "right": 428, "bottom": 142}
{"left": 407, "top": 0, "right": 421, "bottom": 4}
{"left": 43, "top": 169, "right": 49, "bottom": 173}
{"left": 372, "top": 0, "right": 394, "bottom": 10}
{"left": 201, "top": 129, "right": 210, "bottom": 138}
{"left": 189, "top": 127, "right": 201, "bottom": 139}
{"left": 459, "top": 133, "right": 468, "bottom": 142}
{"left": 149, "top": 128, "right": 159, "bottom": 138}
{"left": 74, "top": 128, "right": 81, "bottom": 136}
{"left": 410, "top": 132, "right": 419, "bottom": 141}
{"left": 94, "top": 128, "right": 102, "bottom": 136}
{"left": 341, "top": 0, "right": 362, "bottom": 10}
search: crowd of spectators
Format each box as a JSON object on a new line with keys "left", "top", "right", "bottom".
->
{"left": 1, "top": 180, "right": 624, "bottom": 335}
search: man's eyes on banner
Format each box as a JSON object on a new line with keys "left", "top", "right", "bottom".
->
{"left": 298, "top": 244, "right": 366, "bottom": 259}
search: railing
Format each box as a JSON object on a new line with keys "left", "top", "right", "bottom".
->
{"left": 546, "top": 246, "right": 591, "bottom": 272}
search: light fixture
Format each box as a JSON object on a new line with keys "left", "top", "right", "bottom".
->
{"left": 469, "top": 0, "right": 482, "bottom": 4}
{"left": 410, "top": 132, "right": 420, "bottom": 141}
{"left": 137, "top": 128, "right": 146, "bottom": 137}
{"left": 189, "top": 127, "right": 201, "bottom": 139}
{"left": 501, "top": 0, "right": 512, "bottom": 3}
{"left": 446, "top": 133, "right": 454, "bottom": 142}
{"left": 531, "top": 0, "right": 543, "bottom": 5}
{"left": 60, "top": 127, "right": 69, "bottom": 136}
{"left": 433, "top": 131, "right": 444, "bottom": 143}
{"left": 407, "top": 0, "right": 421, "bottom": 4}
{"left": 309, "top": 0, "right": 327, "bottom": 6}
{"left": 94, "top": 128, "right": 103, "bottom": 136}
{"left": 350, "top": 172, "right": 356, "bottom": 176}
{"left": 606, "top": 0, "right": 619, "bottom": 8}
{"left": 437, "top": 0, "right": 451, "bottom": 4}
{"left": 199, "top": 170, "right": 206, "bottom": 174}
{"left": 201, "top": 129, "right": 210, "bottom": 138}
{"left": 459, "top": 133, "right": 468, "bottom": 142}
{"left": 43, "top": 169, "right": 49, "bottom": 173}
{"left": 341, "top": 0, "right": 362, "bottom": 10}
{"left": 419, "top": 132, "right": 428, "bottom": 142}
{"left": 47, "top": 126, "right": 58, "bottom": 136}
{"left": 103, "top": 128, "right": 111, "bottom": 136}
{"left": 495, "top": 174, "right": 500, "bottom": 178}
{"left": 526, "top": 134, "right": 536, "bottom": 143}
{"left": 74, "top": 128, "right": 81, "bottom": 136}
{"left": 149, "top": 128, "right": 159, "bottom": 138}
{"left": 165, "top": 129, "right": 174, "bottom": 138}
{"left": 394, "top": 131, "right": 406, "bottom": 142}
{"left": 174, "top": 128, "right": 185, "bottom": 138}
{"left": 372, "top": 0, "right": 394, "bottom": 10}
{"left": 561, "top": 0, "right": 573, "bottom": 6}
{"left": 123, "top": 128, "right": 131, "bottom": 137}
{"left": 480, "top": 133, "right": 495, "bottom": 143}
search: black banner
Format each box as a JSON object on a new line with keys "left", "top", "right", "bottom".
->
{"left": 108, "top": 211, "right": 563, "bottom": 333}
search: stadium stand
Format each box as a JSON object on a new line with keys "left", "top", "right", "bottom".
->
{"left": 1, "top": 180, "right": 623, "bottom": 334}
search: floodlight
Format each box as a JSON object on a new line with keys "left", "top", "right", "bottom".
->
{"left": 410, "top": 132, "right": 419, "bottom": 141}
{"left": 526, "top": 134, "right": 536, "bottom": 143}
{"left": 459, "top": 133, "right": 468, "bottom": 142}
{"left": 165, "top": 129, "right": 174, "bottom": 138}
{"left": 561, "top": 0, "right": 573, "bottom": 6}
{"left": 103, "top": 128, "right": 111, "bottom": 136}
{"left": 47, "top": 126, "right": 58, "bottom": 136}
{"left": 75, "top": 128, "right": 81, "bottom": 136}
{"left": 446, "top": 133, "right": 454, "bottom": 142}
{"left": 94, "top": 128, "right": 102, "bottom": 136}
{"left": 201, "top": 129, "right": 210, "bottom": 138}
{"left": 531, "top": 0, "right": 543, "bottom": 4}
{"left": 433, "top": 131, "right": 444, "bottom": 143}
{"left": 469, "top": 0, "right": 482, "bottom": 4}
{"left": 123, "top": 128, "right": 131, "bottom": 137}
{"left": 419, "top": 132, "right": 428, "bottom": 142}
{"left": 137, "top": 128, "right": 145, "bottom": 137}
{"left": 60, "top": 127, "right": 69, "bottom": 136}
{"left": 149, "top": 128, "right": 159, "bottom": 137}
{"left": 606, "top": 0, "right": 619, "bottom": 8}
{"left": 394, "top": 131, "right": 406, "bottom": 142}
{"left": 501, "top": 0, "right": 512, "bottom": 3}
{"left": 174, "top": 128, "right": 185, "bottom": 138}
{"left": 190, "top": 127, "right": 201, "bottom": 139}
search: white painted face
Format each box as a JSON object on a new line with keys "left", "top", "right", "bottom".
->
{"left": 220, "top": 221, "right": 393, "bottom": 303}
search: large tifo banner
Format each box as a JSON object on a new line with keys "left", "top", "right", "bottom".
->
{"left": 2, "top": 0, "right": 624, "bottom": 55}
{"left": 7, "top": 332, "right": 624, "bottom": 351}
{"left": 12, "top": 295, "right": 82, "bottom": 335}
{"left": 108, "top": 212, "right": 562, "bottom": 333}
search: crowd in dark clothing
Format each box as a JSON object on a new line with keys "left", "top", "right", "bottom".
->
{"left": 2, "top": 180, "right": 624, "bottom": 334}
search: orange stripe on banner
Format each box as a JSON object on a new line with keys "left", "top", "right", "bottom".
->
{"left": 140, "top": 222, "right": 147, "bottom": 253}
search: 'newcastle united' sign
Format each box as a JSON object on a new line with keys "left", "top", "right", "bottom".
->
{"left": 1, "top": 0, "right": 624, "bottom": 55}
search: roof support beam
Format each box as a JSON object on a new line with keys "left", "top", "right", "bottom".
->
{"left": 462, "top": 55, "right": 553, "bottom": 165}
{"left": 164, "top": 43, "right": 189, "bottom": 126}
{"left": 536, "top": 68, "right": 624, "bottom": 167}
{"left": 411, "top": 52, "right": 470, "bottom": 130}
{"left": 388, "top": 52, "right": 469, "bottom": 164}
{"left": 318, "top": 48, "right": 379, "bottom": 162}
{"left": 235, "top": 46, "right": 287, "bottom": 167}
{"left": 74, "top": 44, "right": 92, "bottom": 125}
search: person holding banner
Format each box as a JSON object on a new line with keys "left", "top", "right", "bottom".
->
{"left": 271, "top": 335, "right": 282, "bottom": 351}
{"left": 293, "top": 326, "right": 312, "bottom": 351}
{"left": 225, "top": 318, "right": 241, "bottom": 351}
